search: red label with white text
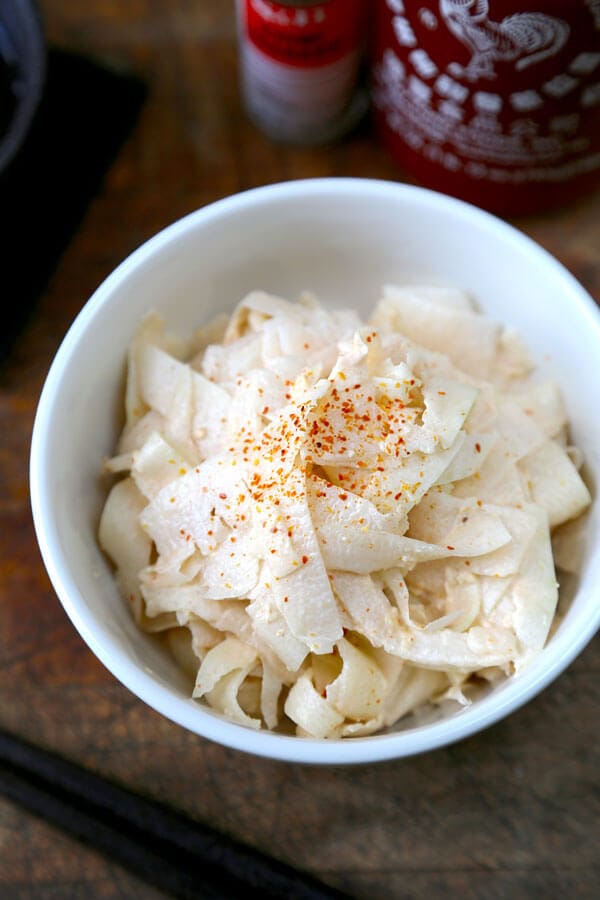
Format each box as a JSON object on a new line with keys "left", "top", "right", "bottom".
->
{"left": 245, "top": 0, "right": 365, "bottom": 68}
{"left": 371, "top": 0, "right": 600, "bottom": 215}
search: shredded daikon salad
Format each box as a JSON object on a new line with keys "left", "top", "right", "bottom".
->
{"left": 99, "top": 286, "right": 591, "bottom": 738}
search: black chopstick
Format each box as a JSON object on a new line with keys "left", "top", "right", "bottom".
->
{"left": 0, "top": 727, "right": 349, "bottom": 900}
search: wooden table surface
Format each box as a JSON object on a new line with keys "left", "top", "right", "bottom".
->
{"left": 1, "top": 2, "right": 599, "bottom": 897}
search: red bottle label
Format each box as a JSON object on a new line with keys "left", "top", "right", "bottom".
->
{"left": 371, "top": 1, "right": 600, "bottom": 214}
{"left": 245, "top": 0, "right": 365, "bottom": 68}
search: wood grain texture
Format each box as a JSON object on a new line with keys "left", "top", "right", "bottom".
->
{"left": 1, "top": 1, "right": 599, "bottom": 896}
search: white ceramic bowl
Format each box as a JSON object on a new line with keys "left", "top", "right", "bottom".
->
{"left": 30, "top": 178, "right": 600, "bottom": 764}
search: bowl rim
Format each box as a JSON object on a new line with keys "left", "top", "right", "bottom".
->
{"left": 30, "top": 177, "right": 600, "bottom": 764}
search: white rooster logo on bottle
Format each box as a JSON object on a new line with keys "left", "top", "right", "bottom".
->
{"left": 439, "top": 0, "right": 570, "bottom": 80}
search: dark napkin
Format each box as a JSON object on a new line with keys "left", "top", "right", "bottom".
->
{"left": 0, "top": 48, "right": 146, "bottom": 362}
